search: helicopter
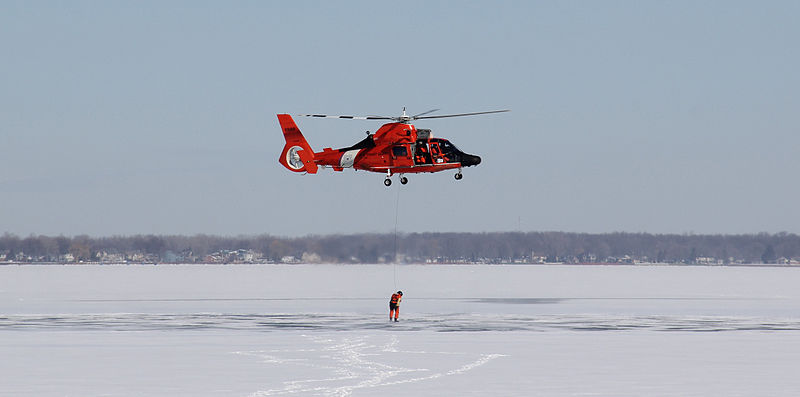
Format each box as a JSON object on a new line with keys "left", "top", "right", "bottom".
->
{"left": 278, "top": 108, "right": 509, "bottom": 186}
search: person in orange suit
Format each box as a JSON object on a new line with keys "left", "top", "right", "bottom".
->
{"left": 414, "top": 143, "right": 430, "bottom": 164}
{"left": 389, "top": 291, "right": 403, "bottom": 322}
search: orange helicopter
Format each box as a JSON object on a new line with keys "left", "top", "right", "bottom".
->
{"left": 278, "top": 108, "right": 508, "bottom": 186}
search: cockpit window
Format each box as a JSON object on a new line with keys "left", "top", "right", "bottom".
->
{"left": 433, "top": 138, "right": 459, "bottom": 155}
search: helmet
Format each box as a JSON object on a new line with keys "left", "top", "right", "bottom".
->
{"left": 397, "top": 291, "right": 403, "bottom": 295}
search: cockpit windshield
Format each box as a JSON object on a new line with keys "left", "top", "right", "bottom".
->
{"left": 432, "top": 138, "right": 460, "bottom": 155}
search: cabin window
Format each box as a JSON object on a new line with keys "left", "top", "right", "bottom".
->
{"left": 392, "top": 145, "right": 408, "bottom": 157}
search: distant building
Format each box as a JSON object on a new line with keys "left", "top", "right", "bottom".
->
{"left": 695, "top": 257, "right": 723, "bottom": 265}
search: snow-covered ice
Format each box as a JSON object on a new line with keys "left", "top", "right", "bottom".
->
{"left": 2, "top": 264, "right": 800, "bottom": 396}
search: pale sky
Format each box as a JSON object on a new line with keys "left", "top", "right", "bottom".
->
{"left": 2, "top": 1, "right": 799, "bottom": 237}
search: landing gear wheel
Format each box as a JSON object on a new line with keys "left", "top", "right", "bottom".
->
{"left": 400, "top": 176, "right": 408, "bottom": 185}
{"left": 384, "top": 178, "right": 392, "bottom": 187}
{"left": 454, "top": 172, "right": 463, "bottom": 180}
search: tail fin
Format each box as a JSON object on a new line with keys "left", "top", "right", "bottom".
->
{"left": 277, "top": 114, "right": 318, "bottom": 174}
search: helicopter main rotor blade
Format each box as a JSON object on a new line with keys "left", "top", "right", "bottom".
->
{"left": 414, "top": 109, "right": 510, "bottom": 120}
{"left": 297, "top": 114, "right": 393, "bottom": 120}
{"left": 411, "top": 109, "right": 441, "bottom": 118}
{"left": 296, "top": 109, "right": 510, "bottom": 122}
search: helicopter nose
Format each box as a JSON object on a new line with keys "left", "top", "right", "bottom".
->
{"left": 462, "top": 154, "right": 481, "bottom": 167}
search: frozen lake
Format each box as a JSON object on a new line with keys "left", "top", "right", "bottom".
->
{"left": 2, "top": 264, "right": 800, "bottom": 396}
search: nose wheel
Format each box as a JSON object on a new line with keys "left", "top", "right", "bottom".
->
{"left": 400, "top": 176, "right": 408, "bottom": 185}
{"left": 454, "top": 171, "right": 463, "bottom": 180}
{"left": 384, "top": 178, "right": 392, "bottom": 187}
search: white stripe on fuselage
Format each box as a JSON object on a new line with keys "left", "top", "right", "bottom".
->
{"left": 340, "top": 149, "right": 360, "bottom": 168}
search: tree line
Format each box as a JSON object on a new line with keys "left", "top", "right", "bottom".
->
{"left": 1, "top": 232, "right": 799, "bottom": 264}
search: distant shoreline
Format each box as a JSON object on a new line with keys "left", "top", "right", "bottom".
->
{"left": 3, "top": 232, "right": 799, "bottom": 266}
{"left": 3, "top": 261, "right": 800, "bottom": 268}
